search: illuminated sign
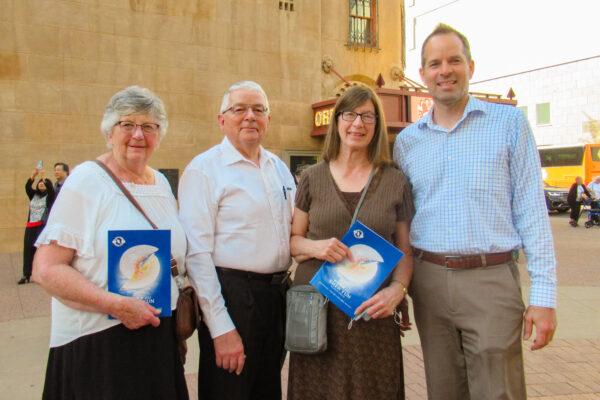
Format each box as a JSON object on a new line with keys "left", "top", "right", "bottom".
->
{"left": 410, "top": 96, "right": 433, "bottom": 122}
{"left": 314, "top": 108, "right": 334, "bottom": 127}
{"left": 311, "top": 89, "right": 514, "bottom": 137}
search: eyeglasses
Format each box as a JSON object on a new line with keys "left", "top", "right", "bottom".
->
{"left": 222, "top": 104, "right": 269, "bottom": 118}
{"left": 115, "top": 121, "right": 160, "bottom": 135}
{"left": 339, "top": 111, "right": 377, "bottom": 124}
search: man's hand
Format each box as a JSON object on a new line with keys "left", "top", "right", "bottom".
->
{"left": 213, "top": 329, "right": 245, "bottom": 375}
{"left": 523, "top": 306, "right": 557, "bottom": 350}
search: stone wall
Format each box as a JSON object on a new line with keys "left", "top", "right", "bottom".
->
{"left": 0, "top": 0, "right": 404, "bottom": 253}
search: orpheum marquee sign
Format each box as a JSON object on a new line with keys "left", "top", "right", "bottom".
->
{"left": 311, "top": 87, "right": 515, "bottom": 138}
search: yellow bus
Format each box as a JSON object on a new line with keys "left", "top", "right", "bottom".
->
{"left": 539, "top": 144, "right": 600, "bottom": 188}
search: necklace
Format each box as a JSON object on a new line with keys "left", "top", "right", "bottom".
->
{"left": 119, "top": 170, "right": 153, "bottom": 185}
{"left": 102, "top": 154, "right": 153, "bottom": 185}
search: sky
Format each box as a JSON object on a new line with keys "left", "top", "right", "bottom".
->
{"left": 404, "top": 0, "right": 600, "bottom": 82}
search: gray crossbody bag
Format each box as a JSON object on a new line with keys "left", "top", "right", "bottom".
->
{"left": 284, "top": 168, "right": 378, "bottom": 354}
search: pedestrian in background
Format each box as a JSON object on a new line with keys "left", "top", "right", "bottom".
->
{"left": 567, "top": 176, "right": 591, "bottom": 227}
{"left": 53, "top": 162, "right": 69, "bottom": 197}
{"left": 19, "top": 168, "right": 54, "bottom": 284}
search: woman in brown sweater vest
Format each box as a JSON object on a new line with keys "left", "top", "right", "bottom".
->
{"left": 287, "top": 86, "right": 414, "bottom": 400}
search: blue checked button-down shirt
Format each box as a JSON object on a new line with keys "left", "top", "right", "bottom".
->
{"left": 394, "top": 96, "right": 557, "bottom": 308}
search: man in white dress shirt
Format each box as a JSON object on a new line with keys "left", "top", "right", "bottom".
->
{"left": 178, "top": 81, "right": 295, "bottom": 400}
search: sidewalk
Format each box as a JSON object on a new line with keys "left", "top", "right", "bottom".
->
{"left": 1, "top": 214, "right": 599, "bottom": 399}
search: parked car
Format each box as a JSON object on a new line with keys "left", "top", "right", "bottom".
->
{"left": 544, "top": 182, "right": 570, "bottom": 213}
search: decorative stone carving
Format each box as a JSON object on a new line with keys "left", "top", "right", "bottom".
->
{"left": 322, "top": 55, "right": 334, "bottom": 73}
{"left": 390, "top": 65, "right": 403, "bottom": 81}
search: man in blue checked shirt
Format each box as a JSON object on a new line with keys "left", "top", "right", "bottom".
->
{"left": 394, "top": 24, "right": 557, "bottom": 400}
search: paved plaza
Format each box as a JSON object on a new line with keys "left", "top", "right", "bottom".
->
{"left": 1, "top": 213, "right": 599, "bottom": 399}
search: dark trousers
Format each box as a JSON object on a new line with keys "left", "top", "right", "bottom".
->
{"left": 569, "top": 201, "right": 583, "bottom": 222}
{"left": 23, "top": 224, "right": 44, "bottom": 278}
{"left": 198, "top": 269, "right": 288, "bottom": 400}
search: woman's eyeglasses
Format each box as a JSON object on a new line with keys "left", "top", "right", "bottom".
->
{"left": 115, "top": 121, "right": 160, "bottom": 135}
{"left": 339, "top": 111, "right": 377, "bottom": 124}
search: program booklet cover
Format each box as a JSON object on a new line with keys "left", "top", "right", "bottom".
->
{"left": 310, "top": 220, "right": 403, "bottom": 318}
{"left": 108, "top": 229, "right": 172, "bottom": 318}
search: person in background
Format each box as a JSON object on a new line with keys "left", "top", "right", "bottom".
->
{"left": 19, "top": 168, "right": 55, "bottom": 284}
{"left": 587, "top": 176, "right": 600, "bottom": 203}
{"left": 567, "top": 176, "right": 592, "bottom": 227}
{"left": 32, "top": 86, "right": 188, "bottom": 400}
{"left": 53, "top": 162, "right": 70, "bottom": 197}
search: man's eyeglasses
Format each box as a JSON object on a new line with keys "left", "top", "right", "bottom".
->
{"left": 115, "top": 121, "right": 160, "bottom": 135}
{"left": 222, "top": 104, "right": 269, "bottom": 118}
{"left": 339, "top": 111, "right": 377, "bottom": 124}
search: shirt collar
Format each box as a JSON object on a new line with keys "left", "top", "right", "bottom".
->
{"left": 417, "top": 95, "right": 487, "bottom": 132}
{"left": 220, "top": 136, "right": 274, "bottom": 167}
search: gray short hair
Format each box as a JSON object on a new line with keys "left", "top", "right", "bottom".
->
{"left": 100, "top": 86, "right": 168, "bottom": 144}
{"left": 219, "top": 81, "right": 270, "bottom": 114}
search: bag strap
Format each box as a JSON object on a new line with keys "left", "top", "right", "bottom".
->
{"left": 92, "top": 160, "right": 181, "bottom": 278}
{"left": 350, "top": 167, "right": 378, "bottom": 225}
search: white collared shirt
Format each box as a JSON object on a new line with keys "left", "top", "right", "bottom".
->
{"left": 178, "top": 137, "right": 295, "bottom": 338}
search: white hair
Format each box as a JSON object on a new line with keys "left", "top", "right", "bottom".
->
{"left": 219, "top": 81, "right": 270, "bottom": 114}
{"left": 100, "top": 86, "right": 168, "bottom": 146}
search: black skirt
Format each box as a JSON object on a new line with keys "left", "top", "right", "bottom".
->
{"left": 42, "top": 315, "right": 189, "bottom": 400}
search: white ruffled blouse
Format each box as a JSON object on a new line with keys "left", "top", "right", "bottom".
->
{"left": 36, "top": 161, "right": 187, "bottom": 348}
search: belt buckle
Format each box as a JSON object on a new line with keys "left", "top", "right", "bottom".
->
{"left": 444, "top": 255, "right": 463, "bottom": 269}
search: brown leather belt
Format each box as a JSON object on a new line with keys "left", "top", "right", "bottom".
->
{"left": 414, "top": 248, "right": 513, "bottom": 269}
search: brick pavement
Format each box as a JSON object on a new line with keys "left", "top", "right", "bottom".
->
{"left": 402, "top": 340, "right": 600, "bottom": 400}
{"left": 1, "top": 213, "right": 599, "bottom": 399}
{"left": 183, "top": 339, "right": 600, "bottom": 400}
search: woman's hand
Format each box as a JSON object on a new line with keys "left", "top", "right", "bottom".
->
{"left": 31, "top": 169, "right": 39, "bottom": 179}
{"left": 355, "top": 281, "right": 406, "bottom": 320}
{"left": 110, "top": 296, "right": 161, "bottom": 330}
{"left": 310, "top": 238, "right": 353, "bottom": 263}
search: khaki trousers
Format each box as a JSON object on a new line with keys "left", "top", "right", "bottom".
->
{"left": 410, "top": 259, "right": 527, "bottom": 400}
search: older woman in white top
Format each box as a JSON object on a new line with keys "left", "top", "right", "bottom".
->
{"left": 33, "top": 86, "right": 189, "bottom": 400}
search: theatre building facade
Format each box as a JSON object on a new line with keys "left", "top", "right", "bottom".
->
{"left": 1, "top": 0, "right": 513, "bottom": 252}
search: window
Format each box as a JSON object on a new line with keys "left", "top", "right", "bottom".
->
{"left": 410, "top": 17, "right": 417, "bottom": 50}
{"left": 517, "top": 105, "right": 528, "bottom": 119}
{"left": 282, "top": 150, "right": 320, "bottom": 184}
{"left": 538, "top": 147, "right": 584, "bottom": 167}
{"left": 591, "top": 146, "right": 600, "bottom": 162}
{"left": 158, "top": 169, "right": 179, "bottom": 198}
{"left": 536, "top": 102, "right": 551, "bottom": 125}
{"left": 348, "top": 0, "right": 378, "bottom": 48}
{"left": 279, "top": 0, "right": 294, "bottom": 12}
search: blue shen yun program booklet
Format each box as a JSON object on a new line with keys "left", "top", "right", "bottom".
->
{"left": 108, "top": 230, "right": 172, "bottom": 318}
{"left": 310, "top": 220, "right": 404, "bottom": 318}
